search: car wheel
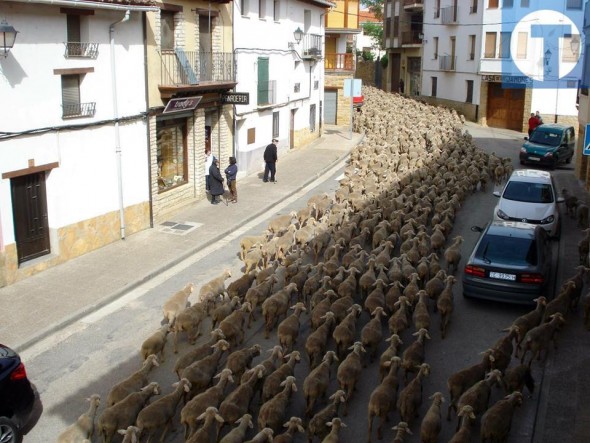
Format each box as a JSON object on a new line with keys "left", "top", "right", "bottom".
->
{"left": 0, "top": 417, "right": 23, "bottom": 443}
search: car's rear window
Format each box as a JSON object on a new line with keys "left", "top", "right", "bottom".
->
{"left": 502, "top": 182, "right": 554, "bottom": 203}
{"left": 529, "top": 129, "right": 562, "bottom": 146}
{"left": 476, "top": 235, "right": 538, "bottom": 266}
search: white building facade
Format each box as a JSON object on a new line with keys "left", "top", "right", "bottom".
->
{"left": 0, "top": 0, "right": 155, "bottom": 286}
{"left": 233, "top": 0, "right": 331, "bottom": 176}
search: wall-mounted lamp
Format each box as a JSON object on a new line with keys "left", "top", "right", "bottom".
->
{"left": 0, "top": 19, "right": 18, "bottom": 58}
{"left": 544, "top": 48, "right": 552, "bottom": 66}
{"left": 570, "top": 35, "right": 580, "bottom": 56}
{"left": 293, "top": 27, "right": 303, "bottom": 44}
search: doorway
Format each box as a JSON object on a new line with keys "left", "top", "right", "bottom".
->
{"left": 486, "top": 82, "right": 525, "bottom": 131}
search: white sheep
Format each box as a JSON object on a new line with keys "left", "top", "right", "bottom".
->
{"left": 57, "top": 394, "right": 101, "bottom": 443}
{"left": 197, "top": 269, "right": 232, "bottom": 309}
{"left": 162, "top": 282, "right": 194, "bottom": 326}
{"left": 116, "top": 425, "right": 140, "bottom": 443}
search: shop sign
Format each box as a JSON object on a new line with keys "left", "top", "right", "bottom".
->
{"left": 482, "top": 74, "right": 532, "bottom": 85}
{"left": 222, "top": 92, "right": 250, "bottom": 105}
{"left": 163, "top": 96, "right": 202, "bottom": 114}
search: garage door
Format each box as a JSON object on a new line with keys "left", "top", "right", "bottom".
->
{"left": 325, "top": 90, "right": 337, "bottom": 125}
{"left": 487, "top": 83, "right": 525, "bottom": 131}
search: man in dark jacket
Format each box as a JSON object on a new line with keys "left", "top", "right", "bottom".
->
{"left": 263, "top": 138, "right": 278, "bottom": 183}
{"left": 208, "top": 158, "right": 224, "bottom": 204}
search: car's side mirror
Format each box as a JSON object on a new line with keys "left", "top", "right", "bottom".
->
{"left": 557, "top": 196, "right": 565, "bottom": 203}
{"left": 493, "top": 191, "right": 501, "bottom": 197}
{"left": 471, "top": 226, "right": 484, "bottom": 233}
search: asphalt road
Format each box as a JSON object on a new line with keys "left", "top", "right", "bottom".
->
{"left": 24, "top": 126, "right": 573, "bottom": 443}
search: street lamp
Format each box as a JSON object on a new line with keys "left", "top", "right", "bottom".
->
{"left": 293, "top": 27, "right": 303, "bottom": 44}
{"left": 570, "top": 35, "right": 580, "bottom": 58}
{"left": 0, "top": 19, "right": 18, "bottom": 58}
{"left": 544, "top": 48, "right": 552, "bottom": 76}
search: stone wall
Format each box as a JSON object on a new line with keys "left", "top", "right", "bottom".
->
{"left": 325, "top": 72, "right": 354, "bottom": 126}
{"left": 356, "top": 60, "right": 376, "bottom": 87}
{"left": 418, "top": 96, "right": 478, "bottom": 122}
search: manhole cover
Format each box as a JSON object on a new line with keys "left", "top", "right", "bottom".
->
{"left": 158, "top": 221, "right": 202, "bottom": 236}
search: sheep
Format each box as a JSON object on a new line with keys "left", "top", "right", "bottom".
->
{"left": 245, "top": 275, "right": 278, "bottom": 326}
{"left": 258, "top": 376, "right": 297, "bottom": 432}
{"left": 336, "top": 341, "right": 366, "bottom": 415}
{"left": 562, "top": 266, "right": 590, "bottom": 310}
{"left": 211, "top": 296, "right": 241, "bottom": 330}
{"left": 578, "top": 203, "right": 589, "bottom": 228}
{"left": 219, "top": 302, "right": 252, "bottom": 348}
{"left": 180, "top": 368, "right": 233, "bottom": 439}
{"left": 503, "top": 363, "right": 535, "bottom": 396}
{"left": 385, "top": 280, "right": 404, "bottom": 314}
{"left": 390, "top": 421, "right": 413, "bottom": 443}
{"left": 162, "top": 282, "right": 194, "bottom": 326}
{"left": 305, "top": 311, "right": 336, "bottom": 369}
{"left": 244, "top": 428, "right": 274, "bottom": 443}
{"left": 186, "top": 406, "right": 224, "bottom": 443}
{"left": 520, "top": 312, "right": 566, "bottom": 366}
{"left": 249, "top": 345, "right": 283, "bottom": 384}
{"left": 388, "top": 296, "right": 412, "bottom": 336}
{"left": 429, "top": 225, "right": 446, "bottom": 254}
{"left": 419, "top": 392, "right": 445, "bottom": 443}
{"left": 227, "top": 270, "right": 256, "bottom": 300}
{"left": 397, "top": 362, "right": 430, "bottom": 425}
{"left": 448, "top": 405, "right": 476, "bottom": 443}
{"left": 310, "top": 291, "right": 338, "bottom": 331}
{"left": 367, "top": 356, "right": 402, "bottom": 442}
{"left": 329, "top": 293, "right": 355, "bottom": 324}
{"left": 507, "top": 296, "right": 546, "bottom": 357}
{"left": 262, "top": 350, "right": 301, "bottom": 402}
{"left": 489, "top": 325, "right": 519, "bottom": 374}
{"left": 360, "top": 307, "right": 387, "bottom": 365}
{"left": 402, "top": 272, "right": 421, "bottom": 305}
{"left": 277, "top": 302, "right": 307, "bottom": 353}
{"left": 106, "top": 354, "right": 159, "bottom": 406}
{"left": 174, "top": 328, "right": 225, "bottom": 378}
{"left": 267, "top": 210, "right": 298, "bottom": 235}
{"left": 307, "top": 390, "right": 347, "bottom": 443}
{"left": 240, "top": 232, "right": 270, "bottom": 260}
{"left": 379, "top": 333, "right": 403, "bottom": 381}
{"left": 359, "top": 259, "right": 378, "bottom": 299}
{"left": 135, "top": 378, "right": 191, "bottom": 443}
{"left": 172, "top": 302, "right": 208, "bottom": 353}
{"left": 578, "top": 228, "right": 590, "bottom": 265}
{"left": 322, "top": 417, "right": 347, "bottom": 443}
{"left": 446, "top": 349, "right": 495, "bottom": 421}
{"left": 244, "top": 244, "right": 266, "bottom": 274}
{"left": 57, "top": 394, "right": 101, "bottom": 443}
{"left": 218, "top": 414, "right": 253, "bottom": 443}
{"left": 332, "top": 304, "right": 362, "bottom": 359}
{"left": 562, "top": 188, "right": 578, "bottom": 217}
{"left": 480, "top": 391, "right": 523, "bottom": 443}
{"left": 401, "top": 328, "right": 431, "bottom": 382}
{"left": 98, "top": 382, "right": 159, "bottom": 443}
{"left": 224, "top": 344, "right": 262, "bottom": 381}
{"left": 303, "top": 350, "right": 339, "bottom": 417}
{"left": 272, "top": 416, "right": 305, "bottom": 443}
{"left": 198, "top": 269, "right": 232, "bottom": 308}
{"left": 444, "top": 235, "right": 464, "bottom": 274}
{"left": 364, "top": 279, "right": 388, "bottom": 315}
{"left": 116, "top": 426, "right": 140, "bottom": 443}
{"left": 140, "top": 324, "right": 169, "bottom": 363}
{"left": 261, "top": 283, "right": 299, "bottom": 338}
{"left": 180, "top": 339, "right": 230, "bottom": 399}
{"left": 454, "top": 369, "right": 503, "bottom": 431}
{"left": 412, "top": 290, "right": 431, "bottom": 332}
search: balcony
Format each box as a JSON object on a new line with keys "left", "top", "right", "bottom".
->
{"left": 302, "top": 34, "right": 323, "bottom": 59}
{"left": 64, "top": 42, "right": 99, "bottom": 59}
{"left": 325, "top": 53, "right": 355, "bottom": 71}
{"left": 257, "top": 80, "right": 277, "bottom": 107}
{"left": 403, "top": 0, "right": 423, "bottom": 11}
{"left": 401, "top": 31, "right": 423, "bottom": 46}
{"left": 159, "top": 50, "right": 234, "bottom": 86}
{"left": 62, "top": 102, "right": 96, "bottom": 119}
{"left": 441, "top": 5, "right": 458, "bottom": 24}
{"left": 439, "top": 55, "right": 456, "bottom": 71}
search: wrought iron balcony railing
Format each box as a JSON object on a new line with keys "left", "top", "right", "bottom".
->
{"left": 302, "top": 34, "right": 323, "bottom": 59}
{"left": 441, "top": 5, "right": 458, "bottom": 24}
{"left": 159, "top": 50, "right": 235, "bottom": 85}
{"left": 257, "top": 80, "right": 277, "bottom": 106}
{"left": 324, "top": 53, "right": 355, "bottom": 71}
{"left": 439, "top": 55, "right": 456, "bottom": 71}
{"left": 64, "top": 42, "right": 99, "bottom": 59}
{"left": 62, "top": 102, "right": 96, "bottom": 119}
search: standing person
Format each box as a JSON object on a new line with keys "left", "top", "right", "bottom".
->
{"left": 528, "top": 112, "right": 539, "bottom": 137}
{"left": 208, "top": 158, "right": 224, "bottom": 204}
{"left": 535, "top": 110, "right": 544, "bottom": 125}
{"left": 399, "top": 78, "right": 405, "bottom": 94}
{"left": 204, "top": 148, "right": 214, "bottom": 192}
{"left": 224, "top": 156, "right": 238, "bottom": 203}
{"left": 263, "top": 138, "right": 278, "bottom": 183}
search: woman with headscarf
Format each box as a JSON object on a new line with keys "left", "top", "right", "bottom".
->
{"left": 208, "top": 157, "right": 224, "bottom": 204}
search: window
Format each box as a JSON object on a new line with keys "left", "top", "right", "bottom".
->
{"left": 504, "top": 0, "right": 513, "bottom": 7}
{"left": 499, "top": 32, "right": 511, "bottom": 58}
{"left": 272, "top": 111, "right": 279, "bottom": 138}
{"left": 294, "top": 83, "right": 301, "bottom": 93}
{"left": 470, "top": 0, "right": 478, "bottom": 13}
{"left": 433, "top": 36, "right": 439, "bottom": 59}
{"left": 469, "top": 35, "right": 476, "bottom": 60}
{"left": 520, "top": 0, "right": 530, "bottom": 6}
{"left": 257, "top": 57, "right": 269, "bottom": 105}
{"left": 434, "top": 0, "right": 441, "bottom": 18}
{"left": 516, "top": 32, "right": 527, "bottom": 59}
{"left": 156, "top": 118, "right": 187, "bottom": 192}
{"left": 247, "top": 127, "right": 256, "bottom": 144}
{"left": 562, "top": 34, "right": 581, "bottom": 62}
{"left": 385, "top": 18, "right": 391, "bottom": 39}
{"left": 485, "top": 32, "right": 497, "bottom": 58}
{"left": 466, "top": 80, "right": 474, "bottom": 103}
{"left": 310, "top": 104, "right": 316, "bottom": 132}
{"left": 393, "top": 16, "right": 399, "bottom": 37}
{"left": 240, "top": 0, "right": 249, "bottom": 16}
{"left": 488, "top": 0, "right": 499, "bottom": 8}
{"left": 259, "top": 0, "right": 266, "bottom": 19}
{"left": 161, "top": 11, "right": 175, "bottom": 50}
{"left": 566, "top": 0, "right": 583, "bottom": 9}
{"left": 61, "top": 74, "right": 95, "bottom": 118}
{"left": 431, "top": 77, "right": 438, "bottom": 97}
{"left": 304, "top": 9, "right": 311, "bottom": 33}
{"left": 273, "top": 0, "right": 279, "bottom": 21}
{"left": 314, "top": 80, "right": 319, "bottom": 90}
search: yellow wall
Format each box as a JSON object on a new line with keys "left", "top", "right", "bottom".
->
{"left": 326, "top": 0, "right": 360, "bottom": 29}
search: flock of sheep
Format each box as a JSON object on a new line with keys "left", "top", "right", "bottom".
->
{"left": 57, "top": 86, "right": 590, "bottom": 443}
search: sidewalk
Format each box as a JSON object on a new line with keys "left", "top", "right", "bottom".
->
{"left": 0, "top": 125, "right": 364, "bottom": 353}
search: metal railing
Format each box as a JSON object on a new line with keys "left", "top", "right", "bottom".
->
{"left": 403, "top": 0, "right": 424, "bottom": 8}
{"left": 64, "top": 42, "right": 99, "bottom": 58}
{"left": 401, "top": 31, "right": 423, "bottom": 45}
{"left": 159, "top": 50, "right": 234, "bottom": 85}
{"left": 302, "top": 34, "right": 323, "bottom": 58}
{"left": 441, "top": 5, "right": 458, "bottom": 24}
{"left": 439, "top": 55, "right": 456, "bottom": 71}
{"left": 257, "top": 80, "right": 277, "bottom": 106}
{"left": 62, "top": 102, "right": 96, "bottom": 119}
{"left": 324, "top": 53, "right": 355, "bottom": 71}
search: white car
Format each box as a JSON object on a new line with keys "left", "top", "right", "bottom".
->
{"left": 493, "top": 169, "right": 564, "bottom": 239}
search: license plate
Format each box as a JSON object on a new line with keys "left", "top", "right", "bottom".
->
{"left": 490, "top": 272, "right": 516, "bottom": 281}
{"left": 528, "top": 156, "right": 540, "bottom": 161}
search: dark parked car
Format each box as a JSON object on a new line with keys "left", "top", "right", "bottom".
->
{"left": 520, "top": 123, "right": 575, "bottom": 168}
{"left": 463, "top": 221, "right": 553, "bottom": 305}
{"left": 0, "top": 344, "right": 35, "bottom": 443}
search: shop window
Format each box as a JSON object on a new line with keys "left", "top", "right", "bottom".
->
{"left": 272, "top": 111, "right": 279, "bottom": 138}
{"left": 157, "top": 118, "right": 188, "bottom": 192}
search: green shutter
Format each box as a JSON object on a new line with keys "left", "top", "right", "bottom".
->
{"left": 258, "top": 57, "right": 269, "bottom": 105}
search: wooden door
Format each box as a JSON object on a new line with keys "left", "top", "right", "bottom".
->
{"left": 487, "top": 83, "right": 525, "bottom": 131}
{"left": 11, "top": 172, "right": 50, "bottom": 263}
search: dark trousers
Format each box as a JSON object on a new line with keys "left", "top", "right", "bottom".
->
{"left": 264, "top": 162, "right": 276, "bottom": 182}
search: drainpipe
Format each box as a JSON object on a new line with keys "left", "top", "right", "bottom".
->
{"left": 110, "top": 10, "right": 130, "bottom": 240}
